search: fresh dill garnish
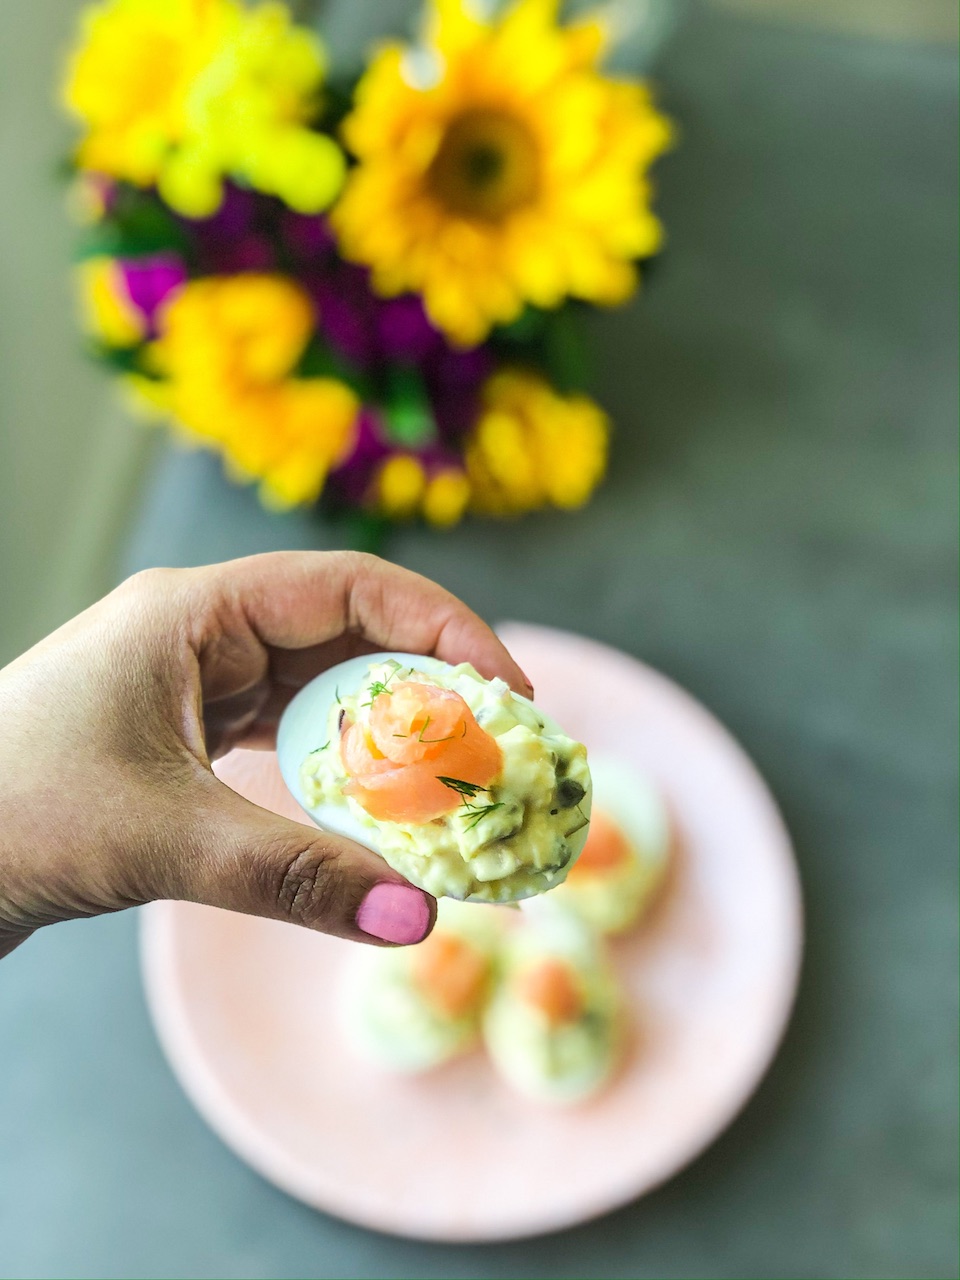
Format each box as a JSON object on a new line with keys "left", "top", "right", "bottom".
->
{"left": 362, "top": 665, "right": 404, "bottom": 707}
{"left": 462, "top": 802, "right": 504, "bottom": 831}
{"left": 308, "top": 741, "right": 330, "bottom": 755}
{"left": 334, "top": 686, "right": 341, "bottom": 705}
{"left": 362, "top": 679, "right": 393, "bottom": 706}
{"left": 436, "top": 776, "right": 486, "bottom": 801}
{"left": 415, "top": 714, "right": 461, "bottom": 744}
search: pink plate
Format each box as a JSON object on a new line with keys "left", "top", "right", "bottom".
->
{"left": 140, "top": 623, "right": 803, "bottom": 1242}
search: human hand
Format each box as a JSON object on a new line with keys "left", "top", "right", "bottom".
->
{"left": 0, "top": 552, "right": 532, "bottom": 960}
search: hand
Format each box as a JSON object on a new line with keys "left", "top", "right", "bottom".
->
{"left": 0, "top": 552, "right": 532, "bottom": 960}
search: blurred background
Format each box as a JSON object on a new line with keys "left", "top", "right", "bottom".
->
{"left": 1, "top": 0, "right": 957, "bottom": 666}
{"left": 1, "top": 1, "right": 957, "bottom": 1277}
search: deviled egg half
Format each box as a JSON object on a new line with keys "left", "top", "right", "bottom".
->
{"left": 482, "top": 912, "right": 621, "bottom": 1105}
{"left": 277, "top": 652, "right": 592, "bottom": 903}
{"left": 342, "top": 899, "right": 504, "bottom": 1073}
{"left": 542, "top": 755, "right": 671, "bottom": 934}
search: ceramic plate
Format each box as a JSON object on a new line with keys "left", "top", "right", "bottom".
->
{"left": 140, "top": 623, "right": 803, "bottom": 1241}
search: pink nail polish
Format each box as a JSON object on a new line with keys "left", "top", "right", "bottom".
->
{"left": 356, "top": 882, "right": 431, "bottom": 944}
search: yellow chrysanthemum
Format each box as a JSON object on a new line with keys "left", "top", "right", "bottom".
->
{"left": 422, "top": 467, "right": 472, "bottom": 526}
{"left": 375, "top": 454, "right": 428, "bottom": 519}
{"left": 466, "top": 369, "right": 608, "bottom": 514}
{"left": 76, "top": 256, "right": 146, "bottom": 347}
{"left": 62, "top": 0, "right": 344, "bottom": 217}
{"left": 147, "top": 274, "right": 359, "bottom": 507}
{"left": 331, "top": 0, "right": 672, "bottom": 346}
{"left": 371, "top": 456, "right": 471, "bottom": 526}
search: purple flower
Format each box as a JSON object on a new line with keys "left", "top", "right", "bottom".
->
{"left": 281, "top": 210, "right": 337, "bottom": 260}
{"left": 311, "top": 273, "right": 378, "bottom": 365}
{"left": 208, "top": 234, "right": 276, "bottom": 274}
{"left": 118, "top": 253, "right": 188, "bottom": 332}
{"left": 176, "top": 184, "right": 278, "bottom": 274}
{"left": 328, "top": 409, "right": 391, "bottom": 505}
{"left": 424, "top": 344, "right": 494, "bottom": 443}
{"left": 187, "top": 182, "right": 258, "bottom": 239}
{"left": 376, "top": 295, "right": 440, "bottom": 363}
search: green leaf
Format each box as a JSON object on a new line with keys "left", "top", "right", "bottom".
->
{"left": 85, "top": 342, "right": 149, "bottom": 373}
{"left": 337, "top": 510, "right": 391, "bottom": 556}
{"left": 541, "top": 305, "right": 591, "bottom": 393}
{"left": 495, "top": 305, "right": 549, "bottom": 343}
{"left": 382, "top": 366, "right": 437, "bottom": 449}
{"left": 319, "top": 72, "right": 361, "bottom": 135}
{"left": 296, "top": 338, "right": 371, "bottom": 398}
{"left": 73, "top": 199, "right": 192, "bottom": 262}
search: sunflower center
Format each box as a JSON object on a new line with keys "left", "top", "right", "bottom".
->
{"left": 427, "top": 110, "right": 539, "bottom": 221}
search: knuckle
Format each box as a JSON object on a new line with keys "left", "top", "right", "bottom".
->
{"left": 270, "top": 841, "right": 344, "bottom": 928}
{"left": 338, "top": 549, "right": 372, "bottom": 573}
{"left": 115, "top": 566, "right": 183, "bottom": 613}
{"left": 123, "top": 566, "right": 178, "bottom": 594}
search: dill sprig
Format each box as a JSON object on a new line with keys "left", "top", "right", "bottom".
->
{"left": 436, "top": 776, "right": 503, "bottom": 829}
{"left": 308, "top": 740, "right": 330, "bottom": 755}
{"left": 391, "top": 716, "right": 461, "bottom": 744}
{"left": 462, "top": 802, "right": 504, "bottom": 831}
{"left": 437, "top": 776, "right": 486, "bottom": 801}
{"left": 362, "top": 664, "right": 407, "bottom": 707}
{"left": 415, "top": 714, "right": 464, "bottom": 744}
{"left": 362, "top": 679, "right": 393, "bottom": 706}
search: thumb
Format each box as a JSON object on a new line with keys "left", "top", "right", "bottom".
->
{"left": 159, "top": 774, "right": 436, "bottom": 946}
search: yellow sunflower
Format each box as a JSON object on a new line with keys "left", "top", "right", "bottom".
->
{"left": 331, "top": 0, "right": 672, "bottom": 346}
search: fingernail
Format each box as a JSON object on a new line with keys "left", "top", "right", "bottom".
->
{"left": 356, "top": 882, "right": 431, "bottom": 944}
{"left": 520, "top": 669, "right": 535, "bottom": 696}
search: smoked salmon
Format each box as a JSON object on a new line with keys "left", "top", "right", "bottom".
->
{"left": 341, "top": 679, "right": 502, "bottom": 824}
{"left": 565, "top": 810, "right": 630, "bottom": 879}
{"left": 514, "top": 957, "right": 584, "bottom": 1027}
{"left": 411, "top": 930, "right": 491, "bottom": 1019}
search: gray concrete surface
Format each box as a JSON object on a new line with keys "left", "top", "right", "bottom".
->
{"left": 1, "top": 4, "right": 957, "bottom": 1277}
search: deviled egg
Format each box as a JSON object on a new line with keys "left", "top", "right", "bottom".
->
{"left": 542, "top": 755, "right": 671, "bottom": 934}
{"left": 277, "top": 652, "right": 592, "bottom": 903}
{"left": 482, "top": 912, "right": 621, "bottom": 1105}
{"left": 342, "top": 899, "right": 504, "bottom": 1072}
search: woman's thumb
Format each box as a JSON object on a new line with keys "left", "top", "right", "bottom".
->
{"left": 159, "top": 774, "right": 436, "bottom": 946}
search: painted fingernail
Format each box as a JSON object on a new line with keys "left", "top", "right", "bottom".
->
{"left": 356, "top": 882, "right": 431, "bottom": 944}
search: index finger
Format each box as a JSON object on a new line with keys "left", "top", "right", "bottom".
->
{"left": 198, "top": 550, "right": 534, "bottom": 697}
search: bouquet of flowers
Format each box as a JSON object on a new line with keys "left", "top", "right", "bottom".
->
{"left": 62, "top": 0, "right": 671, "bottom": 534}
